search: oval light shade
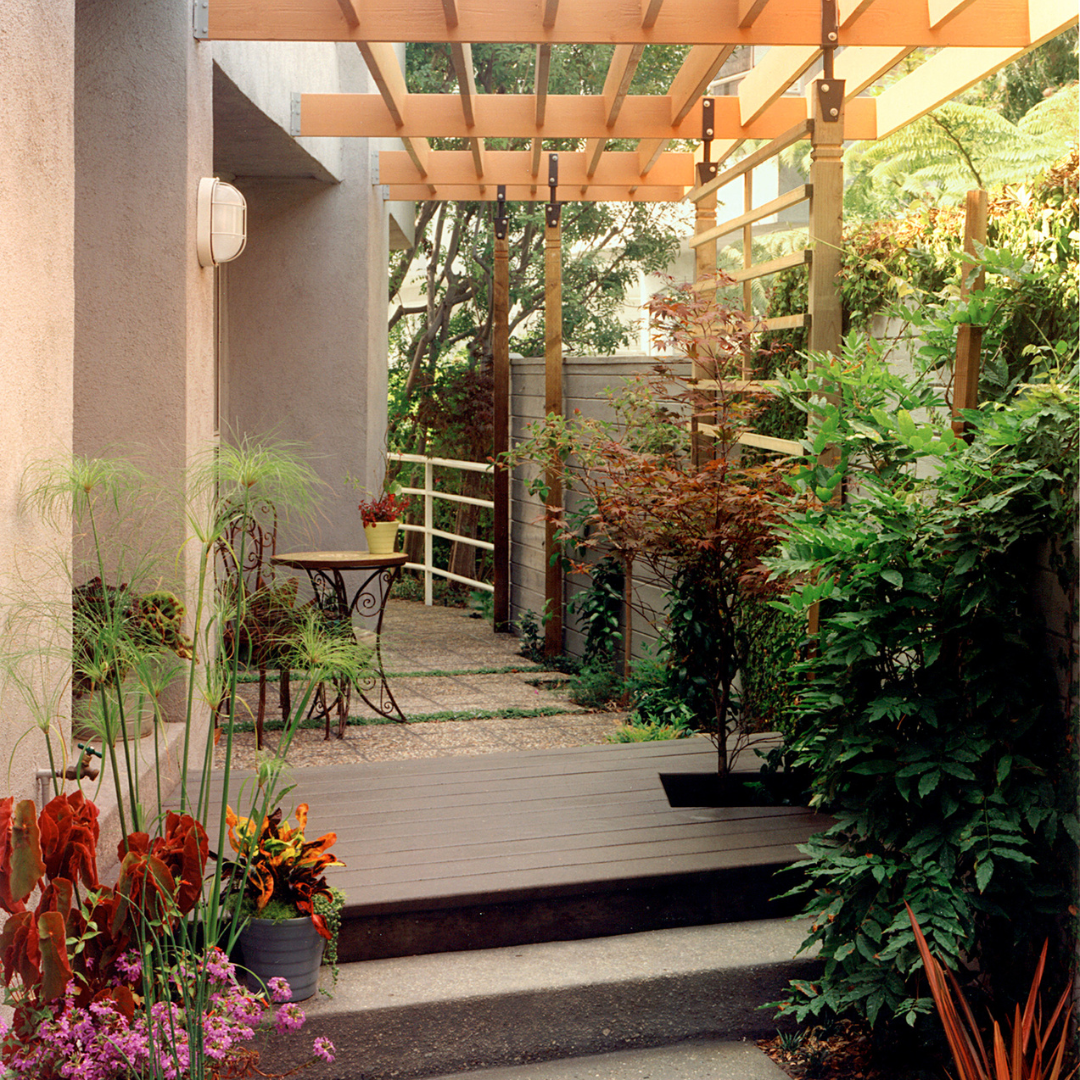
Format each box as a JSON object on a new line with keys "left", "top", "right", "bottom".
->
{"left": 197, "top": 177, "right": 248, "bottom": 267}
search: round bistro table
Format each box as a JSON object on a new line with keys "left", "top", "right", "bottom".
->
{"left": 271, "top": 551, "right": 409, "bottom": 736}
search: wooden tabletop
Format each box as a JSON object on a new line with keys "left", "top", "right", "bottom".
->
{"left": 271, "top": 551, "right": 409, "bottom": 571}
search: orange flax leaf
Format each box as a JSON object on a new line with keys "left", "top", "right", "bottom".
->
{"left": 1018, "top": 941, "right": 1048, "bottom": 1055}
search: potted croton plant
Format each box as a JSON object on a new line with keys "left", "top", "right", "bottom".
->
{"left": 357, "top": 489, "right": 408, "bottom": 554}
{"left": 224, "top": 803, "right": 346, "bottom": 1002}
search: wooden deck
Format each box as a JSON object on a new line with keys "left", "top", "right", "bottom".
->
{"left": 195, "top": 737, "right": 826, "bottom": 961}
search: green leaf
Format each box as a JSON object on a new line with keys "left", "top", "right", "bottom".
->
{"left": 996, "top": 755, "right": 1012, "bottom": 784}
{"left": 918, "top": 771, "right": 941, "bottom": 799}
{"left": 953, "top": 549, "right": 976, "bottom": 575}
{"left": 880, "top": 569, "right": 904, "bottom": 589}
{"left": 975, "top": 860, "right": 993, "bottom": 892}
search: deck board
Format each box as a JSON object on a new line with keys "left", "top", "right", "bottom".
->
{"left": 190, "top": 738, "right": 824, "bottom": 956}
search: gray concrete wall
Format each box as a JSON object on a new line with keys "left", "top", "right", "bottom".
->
{"left": 219, "top": 45, "right": 389, "bottom": 554}
{"left": 510, "top": 357, "right": 674, "bottom": 662}
{"left": 0, "top": 0, "right": 76, "bottom": 803}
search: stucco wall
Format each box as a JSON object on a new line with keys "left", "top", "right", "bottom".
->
{"left": 0, "top": 0, "right": 76, "bottom": 802}
{"left": 221, "top": 45, "right": 390, "bottom": 554}
{"left": 214, "top": 40, "right": 347, "bottom": 180}
{"left": 74, "top": 0, "right": 215, "bottom": 757}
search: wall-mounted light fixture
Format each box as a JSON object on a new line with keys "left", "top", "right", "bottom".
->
{"left": 196, "top": 177, "right": 247, "bottom": 267}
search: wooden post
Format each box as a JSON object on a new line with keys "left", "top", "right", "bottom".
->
{"left": 693, "top": 185, "right": 718, "bottom": 464}
{"left": 808, "top": 82, "right": 845, "bottom": 359}
{"left": 806, "top": 73, "right": 846, "bottom": 639}
{"left": 543, "top": 218, "right": 563, "bottom": 658}
{"left": 742, "top": 170, "right": 754, "bottom": 378}
{"left": 952, "top": 189, "right": 988, "bottom": 439}
{"left": 492, "top": 230, "right": 511, "bottom": 632}
{"left": 808, "top": 76, "right": 845, "bottom": 485}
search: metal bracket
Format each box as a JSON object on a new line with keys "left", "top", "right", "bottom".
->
{"left": 696, "top": 98, "right": 717, "bottom": 185}
{"left": 290, "top": 93, "right": 302, "bottom": 138}
{"left": 494, "top": 185, "right": 509, "bottom": 240}
{"left": 814, "top": 78, "right": 845, "bottom": 122}
{"left": 193, "top": 0, "right": 209, "bottom": 38}
{"left": 821, "top": 0, "right": 838, "bottom": 48}
{"left": 701, "top": 97, "right": 715, "bottom": 142}
{"left": 546, "top": 154, "right": 561, "bottom": 228}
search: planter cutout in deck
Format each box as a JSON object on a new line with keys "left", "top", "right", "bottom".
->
{"left": 660, "top": 771, "right": 809, "bottom": 808}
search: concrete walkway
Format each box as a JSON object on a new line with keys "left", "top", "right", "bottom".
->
{"left": 216, "top": 600, "right": 628, "bottom": 770}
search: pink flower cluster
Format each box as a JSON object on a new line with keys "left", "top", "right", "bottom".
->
{"left": 0, "top": 947, "right": 335, "bottom": 1079}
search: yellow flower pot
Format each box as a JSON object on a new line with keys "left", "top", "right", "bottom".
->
{"left": 363, "top": 520, "right": 400, "bottom": 554}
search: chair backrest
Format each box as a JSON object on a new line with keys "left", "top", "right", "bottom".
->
{"left": 217, "top": 499, "right": 279, "bottom": 597}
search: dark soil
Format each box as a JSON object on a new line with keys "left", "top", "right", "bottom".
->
{"left": 659, "top": 769, "right": 810, "bottom": 807}
{"left": 759, "top": 1020, "right": 946, "bottom": 1080}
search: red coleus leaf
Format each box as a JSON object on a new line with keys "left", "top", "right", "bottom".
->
{"left": 112, "top": 851, "right": 177, "bottom": 936}
{"left": 93, "top": 984, "right": 136, "bottom": 1021}
{"left": 0, "top": 799, "right": 44, "bottom": 913}
{"left": 38, "top": 792, "right": 100, "bottom": 890}
{"left": 0, "top": 799, "right": 23, "bottom": 915}
{"left": 37, "top": 878, "right": 75, "bottom": 925}
{"left": 0, "top": 911, "right": 40, "bottom": 989}
{"left": 36, "top": 910, "right": 72, "bottom": 1002}
{"left": 150, "top": 813, "right": 209, "bottom": 916}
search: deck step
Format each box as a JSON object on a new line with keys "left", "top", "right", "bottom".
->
{"left": 254, "top": 919, "right": 818, "bottom": 1080}
{"left": 195, "top": 739, "right": 825, "bottom": 963}
{"left": 422, "top": 1039, "right": 791, "bottom": 1080}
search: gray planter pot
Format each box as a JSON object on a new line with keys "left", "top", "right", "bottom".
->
{"left": 238, "top": 916, "right": 325, "bottom": 1002}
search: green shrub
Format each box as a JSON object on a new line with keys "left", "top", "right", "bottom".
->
{"left": 567, "top": 662, "right": 624, "bottom": 709}
{"left": 622, "top": 648, "right": 698, "bottom": 735}
{"left": 568, "top": 555, "right": 625, "bottom": 670}
{"left": 770, "top": 331, "right": 1078, "bottom": 1029}
{"left": 607, "top": 715, "right": 695, "bottom": 743}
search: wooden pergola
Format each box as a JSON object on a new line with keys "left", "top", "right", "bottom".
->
{"left": 198, "top": 0, "right": 1075, "bottom": 643}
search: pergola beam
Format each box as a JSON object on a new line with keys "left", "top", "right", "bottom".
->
{"left": 383, "top": 184, "right": 686, "bottom": 201}
{"left": 449, "top": 41, "right": 478, "bottom": 125}
{"left": 738, "top": 0, "right": 773, "bottom": 25}
{"left": 641, "top": 0, "right": 665, "bottom": 27}
{"left": 738, "top": 45, "right": 820, "bottom": 125}
{"left": 928, "top": 0, "right": 979, "bottom": 28}
{"left": 379, "top": 149, "right": 696, "bottom": 186}
{"left": 335, "top": 0, "right": 361, "bottom": 29}
{"left": 449, "top": 41, "right": 486, "bottom": 177}
{"left": 583, "top": 43, "right": 645, "bottom": 180}
{"left": 204, "top": 0, "right": 1045, "bottom": 47}
{"left": 669, "top": 45, "right": 736, "bottom": 123}
{"left": 838, "top": 0, "right": 878, "bottom": 25}
{"left": 356, "top": 40, "right": 434, "bottom": 184}
{"left": 298, "top": 91, "right": 878, "bottom": 140}
{"left": 634, "top": 43, "right": 734, "bottom": 173}
{"left": 357, "top": 40, "right": 408, "bottom": 124}
{"left": 833, "top": 44, "right": 913, "bottom": 97}
{"left": 875, "top": 42, "right": 1039, "bottom": 138}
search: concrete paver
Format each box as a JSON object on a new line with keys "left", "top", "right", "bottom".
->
{"left": 214, "top": 600, "right": 628, "bottom": 770}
